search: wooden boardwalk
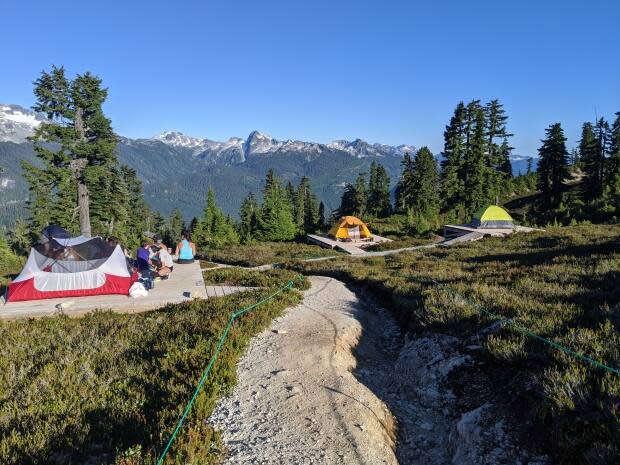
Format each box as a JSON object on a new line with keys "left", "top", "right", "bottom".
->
{"left": 1, "top": 260, "right": 208, "bottom": 320}
{"left": 205, "top": 286, "right": 259, "bottom": 298}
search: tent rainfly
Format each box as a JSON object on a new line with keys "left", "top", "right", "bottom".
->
{"left": 328, "top": 216, "right": 372, "bottom": 241}
{"left": 471, "top": 205, "right": 515, "bottom": 229}
{"left": 7, "top": 233, "right": 136, "bottom": 302}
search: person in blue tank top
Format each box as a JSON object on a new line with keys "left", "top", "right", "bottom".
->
{"left": 175, "top": 231, "right": 196, "bottom": 264}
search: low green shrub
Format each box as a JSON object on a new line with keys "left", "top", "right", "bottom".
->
{"left": 202, "top": 267, "right": 309, "bottom": 290}
{"left": 201, "top": 241, "right": 337, "bottom": 267}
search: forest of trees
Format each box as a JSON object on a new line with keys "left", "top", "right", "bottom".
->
{"left": 2, "top": 66, "right": 620, "bottom": 262}
{"left": 190, "top": 170, "right": 324, "bottom": 248}
{"left": 334, "top": 99, "right": 536, "bottom": 232}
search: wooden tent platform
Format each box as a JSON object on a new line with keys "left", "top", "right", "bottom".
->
{"left": 1, "top": 260, "right": 208, "bottom": 320}
{"left": 307, "top": 234, "right": 392, "bottom": 255}
{"left": 443, "top": 224, "right": 541, "bottom": 244}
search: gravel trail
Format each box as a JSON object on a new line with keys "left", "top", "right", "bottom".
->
{"left": 209, "top": 276, "right": 399, "bottom": 465}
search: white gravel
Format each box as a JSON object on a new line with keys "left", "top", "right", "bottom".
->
{"left": 209, "top": 276, "right": 398, "bottom": 465}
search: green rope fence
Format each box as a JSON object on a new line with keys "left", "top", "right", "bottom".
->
{"left": 433, "top": 281, "right": 620, "bottom": 376}
{"left": 156, "top": 275, "right": 303, "bottom": 465}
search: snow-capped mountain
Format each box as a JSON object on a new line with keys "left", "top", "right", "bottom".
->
{"left": 327, "top": 139, "right": 416, "bottom": 158}
{"left": 0, "top": 104, "right": 46, "bottom": 143}
{"left": 151, "top": 129, "right": 415, "bottom": 163}
{"left": 152, "top": 131, "right": 209, "bottom": 152}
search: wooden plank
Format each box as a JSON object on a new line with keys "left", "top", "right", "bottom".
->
{"left": 441, "top": 231, "right": 485, "bottom": 246}
{"left": 307, "top": 234, "right": 338, "bottom": 249}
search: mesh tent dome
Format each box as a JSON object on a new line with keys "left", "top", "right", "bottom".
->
{"left": 7, "top": 235, "right": 136, "bottom": 302}
{"left": 471, "top": 205, "right": 515, "bottom": 229}
{"left": 328, "top": 216, "right": 372, "bottom": 240}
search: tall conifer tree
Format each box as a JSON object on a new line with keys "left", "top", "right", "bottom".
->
{"left": 353, "top": 173, "right": 368, "bottom": 217}
{"left": 606, "top": 112, "right": 620, "bottom": 194}
{"left": 336, "top": 184, "right": 357, "bottom": 217}
{"left": 463, "top": 102, "right": 488, "bottom": 212}
{"left": 395, "top": 152, "right": 415, "bottom": 212}
{"left": 23, "top": 66, "right": 118, "bottom": 237}
{"left": 258, "top": 172, "right": 296, "bottom": 241}
{"left": 440, "top": 102, "right": 467, "bottom": 210}
{"left": 367, "top": 162, "right": 391, "bottom": 217}
{"left": 410, "top": 147, "right": 440, "bottom": 214}
{"left": 239, "top": 192, "right": 261, "bottom": 242}
{"left": 579, "top": 122, "right": 599, "bottom": 200}
{"left": 537, "top": 123, "right": 569, "bottom": 208}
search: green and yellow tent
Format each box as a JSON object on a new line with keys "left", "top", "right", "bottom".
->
{"left": 471, "top": 205, "right": 514, "bottom": 229}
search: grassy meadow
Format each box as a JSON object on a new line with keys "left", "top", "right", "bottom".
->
{"left": 0, "top": 270, "right": 307, "bottom": 465}
{"left": 200, "top": 241, "right": 338, "bottom": 267}
{"left": 285, "top": 224, "right": 620, "bottom": 464}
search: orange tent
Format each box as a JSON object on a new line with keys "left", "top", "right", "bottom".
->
{"left": 328, "top": 216, "right": 372, "bottom": 240}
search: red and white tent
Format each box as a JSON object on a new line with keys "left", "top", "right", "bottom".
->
{"left": 7, "top": 235, "right": 136, "bottom": 302}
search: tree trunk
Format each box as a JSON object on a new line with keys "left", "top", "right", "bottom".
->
{"left": 74, "top": 107, "right": 91, "bottom": 237}
{"left": 77, "top": 175, "right": 91, "bottom": 237}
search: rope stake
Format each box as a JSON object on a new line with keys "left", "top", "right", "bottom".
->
{"left": 156, "top": 276, "right": 302, "bottom": 465}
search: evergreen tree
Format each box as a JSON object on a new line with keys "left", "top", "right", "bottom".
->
{"left": 367, "top": 162, "right": 391, "bottom": 217}
{"left": 263, "top": 169, "right": 278, "bottom": 197}
{"left": 286, "top": 181, "right": 298, "bottom": 218}
{"left": 537, "top": 123, "right": 570, "bottom": 208}
{"left": 335, "top": 183, "right": 357, "bottom": 217}
{"left": 485, "top": 100, "right": 513, "bottom": 183}
{"left": 580, "top": 121, "right": 602, "bottom": 200}
{"left": 297, "top": 176, "right": 319, "bottom": 233}
{"left": 294, "top": 181, "right": 305, "bottom": 231}
{"left": 410, "top": 147, "right": 440, "bottom": 214}
{"left": 353, "top": 173, "right": 368, "bottom": 217}
{"left": 498, "top": 138, "right": 513, "bottom": 178}
{"left": 23, "top": 66, "right": 118, "bottom": 237}
{"left": 153, "top": 212, "right": 165, "bottom": 236}
{"left": 8, "top": 219, "right": 32, "bottom": 257}
{"left": 367, "top": 162, "right": 379, "bottom": 215}
{"left": 440, "top": 102, "right": 467, "bottom": 210}
{"left": 318, "top": 201, "right": 326, "bottom": 229}
{"left": 189, "top": 217, "right": 199, "bottom": 235}
{"left": 258, "top": 172, "right": 296, "bottom": 241}
{"left": 239, "top": 192, "right": 261, "bottom": 242}
{"left": 0, "top": 230, "right": 22, "bottom": 273}
{"left": 593, "top": 117, "right": 611, "bottom": 196}
{"left": 395, "top": 152, "right": 415, "bottom": 212}
{"left": 120, "top": 165, "right": 150, "bottom": 248}
{"left": 165, "top": 209, "right": 185, "bottom": 246}
{"left": 462, "top": 102, "right": 488, "bottom": 212}
{"left": 606, "top": 112, "right": 620, "bottom": 194}
{"left": 195, "top": 188, "right": 239, "bottom": 248}
{"left": 527, "top": 157, "right": 533, "bottom": 175}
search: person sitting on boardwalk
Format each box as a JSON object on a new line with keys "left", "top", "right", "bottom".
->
{"left": 175, "top": 232, "right": 196, "bottom": 264}
{"left": 156, "top": 244, "right": 174, "bottom": 278}
{"left": 136, "top": 241, "right": 152, "bottom": 272}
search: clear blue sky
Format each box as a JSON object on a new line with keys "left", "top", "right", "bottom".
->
{"left": 2, "top": 0, "right": 619, "bottom": 156}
